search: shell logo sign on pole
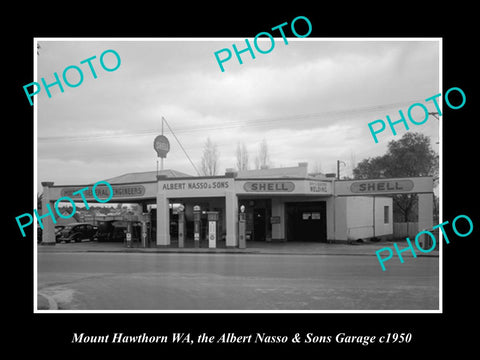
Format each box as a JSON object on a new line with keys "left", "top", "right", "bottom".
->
{"left": 154, "top": 116, "right": 170, "bottom": 172}
{"left": 154, "top": 132, "right": 170, "bottom": 173}
{"left": 153, "top": 135, "right": 170, "bottom": 158}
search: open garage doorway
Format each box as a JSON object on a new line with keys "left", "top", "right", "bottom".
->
{"left": 285, "top": 201, "right": 327, "bottom": 242}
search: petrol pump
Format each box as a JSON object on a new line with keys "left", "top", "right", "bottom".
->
{"left": 193, "top": 205, "right": 201, "bottom": 248}
{"left": 126, "top": 221, "right": 132, "bottom": 248}
{"left": 140, "top": 210, "right": 150, "bottom": 248}
{"left": 238, "top": 205, "right": 246, "bottom": 249}
{"left": 141, "top": 221, "right": 147, "bottom": 248}
{"left": 207, "top": 211, "right": 219, "bottom": 249}
{"left": 177, "top": 204, "right": 186, "bottom": 248}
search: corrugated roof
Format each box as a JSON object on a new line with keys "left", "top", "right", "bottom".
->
{"left": 104, "top": 169, "right": 193, "bottom": 184}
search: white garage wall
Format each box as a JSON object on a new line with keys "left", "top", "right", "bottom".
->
{"left": 346, "top": 197, "right": 374, "bottom": 240}
{"left": 335, "top": 196, "right": 393, "bottom": 241}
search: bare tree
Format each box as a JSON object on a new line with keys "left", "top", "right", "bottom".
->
{"left": 254, "top": 138, "right": 271, "bottom": 169}
{"left": 200, "top": 137, "right": 219, "bottom": 176}
{"left": 310, "top": 161, "right": 323, "bottom": 174}
{"left": 236, "top": 142, "right": 249, "bottom": 171}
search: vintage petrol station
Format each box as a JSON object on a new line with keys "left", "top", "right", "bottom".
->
{"left": 39, "top": 161, "right": 434, "bottom": 248}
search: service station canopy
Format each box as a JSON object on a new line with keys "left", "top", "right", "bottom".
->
{"left": 46, "top": 176, "right": 432, "bottom": 203}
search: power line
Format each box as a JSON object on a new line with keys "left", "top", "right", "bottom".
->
{"left": 37, "top": 98, "right": 426, "bottom": 143}
{"left": 162, "top": 116, "right": 200, "bottom": 176}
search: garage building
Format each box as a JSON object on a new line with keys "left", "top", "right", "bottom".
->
{"left": 40, "top": 162, "right": 434, "bottom": 247}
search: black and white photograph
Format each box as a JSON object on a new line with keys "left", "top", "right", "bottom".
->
{"left": 33, "top": 38, "right": 441, "bottom": 312}
{"left": 8, "top": 6, "right": 478, "bottom": 355}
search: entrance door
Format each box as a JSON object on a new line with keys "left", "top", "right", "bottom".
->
{"left": 286, "top": 201, "right": 327, "bottom": 242}
{"left": 239, "top": 199, "right": 271, "bottom": 241}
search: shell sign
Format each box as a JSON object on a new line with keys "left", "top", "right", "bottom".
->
{"left": 243, "top": 182, "right": 295, "bottom": 192}
{"left": 153, "top": 135, "right": 170, "bottom": 158}
{"left": 350, "top": 180, "right": 414, "bottom": 193}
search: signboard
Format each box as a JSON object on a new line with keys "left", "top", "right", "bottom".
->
{"left": 350, "top": 179, "right": 414, "bottom": 193}
{"left": 207, "top": 212, "right": 219, "bottom": 221}
{"left": 243, "top": 181, "right": 295, "bottom": 192}
{"left": 160, "top": 179, "right": 232, "bottom": 195}
{"left": 309, "top": 181, "right": 328, "bottom": 193}
{"left": 153, "top": 135, "right": 170, "bottom": 158}
{"left": 335, "top": 177, "right": 433, "bottom": 196}
{"left": 270, "top": 216, "right": 281, "bottom": 224}
{"left": 61, "top": 185, "right": 146, "bottom": 199}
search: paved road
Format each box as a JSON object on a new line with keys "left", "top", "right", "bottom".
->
{"left": 37, "top": 252, "right": 439, "bottom": 311}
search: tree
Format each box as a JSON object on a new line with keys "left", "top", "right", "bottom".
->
{"left": 310, "top": 161, "right": 323, "bottom": 174}
{"left": 353, "top": 132, "right": 438, "bottom": 222}
{"left": 353, "top": 156, "right": 391, "bottom": 179}
{"left": 236, "top": 142, "right": 249, "bottom": 171}
{"left": 200, "top": 137, "right": 219, "bottom": 176}
{"left": 254, "top": 138, "right": 271, "bottom": 169}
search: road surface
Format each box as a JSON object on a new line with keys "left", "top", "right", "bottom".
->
{"left": 37, "top": 252, "right": 439, "bottom": 310}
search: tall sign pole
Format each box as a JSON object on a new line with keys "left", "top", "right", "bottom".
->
{"left": 161, "top": 118, "right": 164, "bottom": 170}
{"left": 154, "top": 117, "right": 170, "bottom": 175}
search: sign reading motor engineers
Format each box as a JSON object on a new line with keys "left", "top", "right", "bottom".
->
{"left": 61, "top": 185, "right": 146, "bottom": 199}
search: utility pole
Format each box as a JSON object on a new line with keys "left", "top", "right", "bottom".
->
{"left": 429, "top": 112, "right": 440, "bottom": 144}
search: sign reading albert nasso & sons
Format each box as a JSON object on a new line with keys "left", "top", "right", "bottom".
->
{"left": 350, "top": 179, "right": 414, "bottom": 194}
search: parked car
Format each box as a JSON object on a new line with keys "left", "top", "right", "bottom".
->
{"left": 96, "top": 220, "right": 141, "bottom": 242}
{"left": 54, "top": 225, "right": 66, "bottom": 241}
{"left": 57, "top": 223, "right": 98, "bottom": 243}
{"left": 38, "top": 225, "right": 67, "bottom": 243}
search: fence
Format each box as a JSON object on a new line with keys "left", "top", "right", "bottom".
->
{"left": 393, "top": 221, "right": 440, "bottom": 250}
{"left": 393, "top": 222, "right": 418, "bottom": 239}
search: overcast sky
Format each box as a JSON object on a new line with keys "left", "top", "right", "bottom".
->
{"left": 36, "top": 38, "right": 440, "bottom": 192}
